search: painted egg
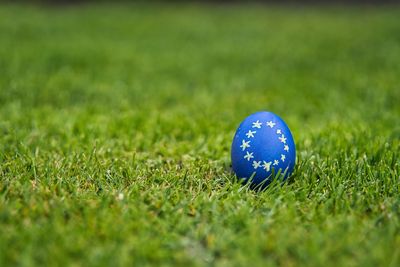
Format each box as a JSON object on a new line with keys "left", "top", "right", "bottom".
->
{"left": 231, "top": 111, "right": 296, "bottom": 188}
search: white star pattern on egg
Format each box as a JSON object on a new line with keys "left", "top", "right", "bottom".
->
{"left": 262, "top": 161, "right": 272, "bottom": 171}
{"left": 240, "top": 140, "right": 251, "bottom": 151}
{"left": 279, "top": 135, "right": 287, "bottom": 144}
{"left": 252, "top": 120, "right": 262, "bottom": 129}
{"left": 252, "top": 161, "right": 261, "bottom": 169}
{"left": 246, "top": 130, "right": 256, "bottom": 138}
{"left": 244, "top": 151, "right": 254, "bottom": 161}
{"left": 266, "top": 121, "right": 276, "bottom": 128}
{"left": 239, "top": 118, "right": 291, "bottom": 174}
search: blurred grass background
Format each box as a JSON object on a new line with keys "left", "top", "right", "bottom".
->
{"left": 0, "top": 3, "right": 399, "bottom": 266}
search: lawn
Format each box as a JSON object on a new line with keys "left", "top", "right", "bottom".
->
{"left": 0, "top": 3, "right": 399, "bottom": 266}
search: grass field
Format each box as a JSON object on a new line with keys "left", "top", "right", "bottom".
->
{"left": 0, "top": 3, "right": 400, "bottom": 266}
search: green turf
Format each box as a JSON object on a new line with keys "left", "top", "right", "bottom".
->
{"left": 0, "top": 3, "right": 399, "bottom": 266}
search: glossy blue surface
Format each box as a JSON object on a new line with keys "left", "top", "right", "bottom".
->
{"left": 231, "top": 111, "right": 296, "bottom": 187}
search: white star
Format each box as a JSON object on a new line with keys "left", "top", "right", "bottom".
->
{"left": 273, "top": 160, "right": 279, "bottom": 166}
{"left": 252, "top": 161, "right": 261, "bottom": 169}
{"left": 246, "top": 130, "right": 256, "bottom": 138}
{"left": 281, "top": 154, "right": 286, "bottom": 162}
{"left": 276, "top": 129, "right": 282, "bottom": 134}
{"left": 252, "top": 120, "right": 262, "bottom": 129}
{"left": 262, "top": 161, "right": 272, "bottom": 171}
{"left": 279, "top": 134, "right": 287, "bottom": 144}
{"left": 284, "top": 145, "right": 289, "bottom": 152}
{"left": 240, "top": 140, "right": 251, "bottom": 151}
{"left": 266, "top": 121, "right": 276, "bottom": 128}
{"left": 244, "top": 151, "right": 254, "bottom": 161}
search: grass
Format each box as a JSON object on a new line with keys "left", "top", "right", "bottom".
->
{"left": 0, "top": 3, "right": 399, "bottom": 266}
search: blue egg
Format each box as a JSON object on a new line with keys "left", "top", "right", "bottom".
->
{"left": 231, "top": 111, "right": 296, "bottom": 188}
